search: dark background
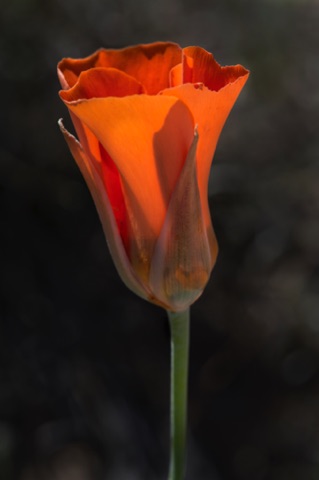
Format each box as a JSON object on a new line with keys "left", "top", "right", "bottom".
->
{"left": 1, "top": 0, "right": 319, "bottom": 479}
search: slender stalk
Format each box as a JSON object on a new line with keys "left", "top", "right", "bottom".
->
{"left": 167, "top": 308, "right": 190, "bottom": 480}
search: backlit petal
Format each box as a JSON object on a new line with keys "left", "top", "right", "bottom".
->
{"left": 58, "top": 119, "right": 148, "bottom": 300}
{"left": 160, "top": 71, "right": 249, "bottom": 226}
{"left": 60, "top": 67, "right": 146, "bottom": 248}
{"left": 183, "top": 46, "right": 248, "bottom": 92}
{"left": 62, "top": 111, "right": 128, "bottom": 244}
{"left": 58, "top": 42, "right": 182, "bottom": 94}
{"left": 169, "top": 63, "right": 183, "bottom": 87}
{"left": 150, "top": 128, "right": 217, "bottom": 311}
{"left": 59, "top": 67, "right": 145, "bottom": 102}
{"left": 63, "top": 95, "right": 195, "bottom": 282}
{"left": 60, "top": 69, "right": 146, "bottom": 160}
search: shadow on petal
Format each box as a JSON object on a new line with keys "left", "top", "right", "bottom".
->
{"left": 150, "top": 129, "right": 217, "bottom": 312}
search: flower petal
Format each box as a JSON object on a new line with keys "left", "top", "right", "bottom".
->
{"left": 58, "top": 119, "right": 149, "bottom": 301}
{"left": 183, "top": 46, "right": 249, "bottom": 92}
{"left": 149, "top": 128, "right": 217, "bottom": 312}
{"left": 58, "top": 42, "right": 182, "bottom": 94}
{"left": 59, "top": 67, "right": 145, "bottom": 102}
{"left": 60, "top": 67, "right": 146, "bottom": 248}
{"left": 59, "top": 68, "right": 146, "bottom": 166}
{"left": 63, "top": 112, "right": 128, "bottom": 248}
{"left": 169, "top": 63, "right": 183, "bottom": 87}
{"left": 64, "top": 95, "right": 194, "bottom": 235}
{"left": 63, "top": 94, "right": 195, "bottom": 283}
{"left": 160, "top": 70, "right": 249, "bottom": 226}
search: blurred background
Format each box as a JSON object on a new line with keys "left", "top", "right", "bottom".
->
{"left": 1, "top": 0, "right": 319, "bottom": 479}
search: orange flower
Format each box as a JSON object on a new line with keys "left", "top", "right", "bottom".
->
{"left": 58, "top": 42, "right": 249, "bottom": 311}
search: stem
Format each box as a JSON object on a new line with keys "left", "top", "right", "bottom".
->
{"left": 167, "top": 308, "right": 190, "bottom": 480}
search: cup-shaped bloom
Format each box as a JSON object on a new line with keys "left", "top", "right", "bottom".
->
{"left": 58, "top": 42, "right": 249, "bottom": 311}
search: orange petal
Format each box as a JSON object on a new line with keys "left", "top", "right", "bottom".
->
{"left": 60, "top": 67, "right": 147, "bottom": 248}
{"left": 169, "top": 63, "right": 183, "bottom": 87}
{"left": 64, "top": 94, "right": 194, "bottom": 234}
{"left": 63, "top": 94, "right": 195, "bottom": 283}
{"left": 183, "top": 46, "right": 249, "bottom": 92}
{"left": 160, "top": 70, "right": 249, "bottom": 226}
{"left": 59, "top": 67, "right": 145, "bottom": 102}
{"left": 58, "top": 119, "right": 149, "bottom": 300}
{"left": 58, "top": 42, "right": 182, "bottom": 94}
{"left": 149, "top": 128, "right": 217, "bottom": 312}
{"left": 99, "top": 145, "right": 129, "bottom": 252}
{"left": 58, "top": 50, "right": 101, "bottom": 89}
{"left": 63, "top": 112, "right": 128, "bottom": 247}
{"left": 169, "top": 58, "right": 192, "bottom": 87}
{"left": 68, "top": 111, "right": 102, "bottom": 168}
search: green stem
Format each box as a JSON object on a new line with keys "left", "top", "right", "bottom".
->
{"left": 167, "top": 308, "right": 190, "bottom": 480}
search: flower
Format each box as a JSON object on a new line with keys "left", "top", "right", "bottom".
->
{"left": 58, "top": 42, "right": 249, "bottom": 312}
